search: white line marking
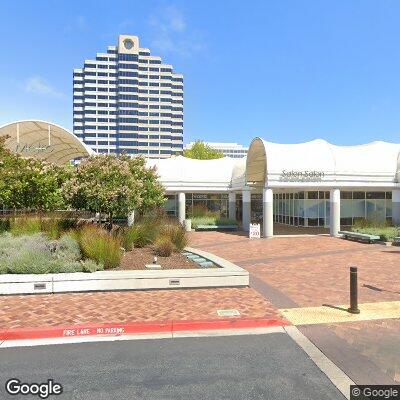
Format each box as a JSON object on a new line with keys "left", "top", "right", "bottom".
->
{"left": 284, "top": 326, "right": 353, "bottom": 399}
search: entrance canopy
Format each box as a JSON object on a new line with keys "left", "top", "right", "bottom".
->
{"left": 246, "top": 137, "right": 400, "bottom": 187}
{"left": 0, "top": 120, "right": 93, "bottom": 165}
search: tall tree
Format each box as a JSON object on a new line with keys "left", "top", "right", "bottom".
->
{"left": 0, "top": 136, "right": 68, "bottom": 211}
{"left": 62, "top": 154, "right": 165, "bottom": 224}
{"left": 183, "top": 141, "right": 224, "bottom": 160}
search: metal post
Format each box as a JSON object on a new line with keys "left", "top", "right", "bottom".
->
{"left": 348, "top": 266, "right": 360, "bottom": 314}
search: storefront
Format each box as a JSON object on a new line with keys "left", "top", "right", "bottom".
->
{"left": 148, "top": 136, "right": 400, "bottom": 237}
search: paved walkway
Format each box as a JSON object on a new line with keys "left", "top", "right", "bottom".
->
{"left": 0, "top": 288, "right": 281, "bottom": 329}
{"left": 189, "top": 231, "right": 400, "bottom": 384}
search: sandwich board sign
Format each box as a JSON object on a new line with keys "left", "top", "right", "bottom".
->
{"left": 249, "top": 223, "right": 261, "bottom": 239}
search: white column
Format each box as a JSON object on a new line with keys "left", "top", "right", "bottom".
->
{"left": 263, "top": 187, "right": 273, "bottom": 238}
{"left": 330, "top": 188, "right": 340, "bottom": 237}
{"left": 242, "top": 189, "right": 251, "bottom": 231}
{"left": 228, "top": 192, "right": 236, "bottom": 220}
{"left": 392, "top": 189, "right": 400, "bottom": 225}
{"left": 178, "top": 192, "right": 186, "bottom": 224}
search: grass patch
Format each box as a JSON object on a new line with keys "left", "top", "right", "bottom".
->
{"left": 79, "top": 225, "right": 122, "bottom": 269}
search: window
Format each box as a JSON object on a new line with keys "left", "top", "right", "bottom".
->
{"left": 118, "top": 54, "right": 138, "bottom": 61}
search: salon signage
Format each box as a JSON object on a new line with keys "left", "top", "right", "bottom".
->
{"left": 280, "top": 170, "right": 325, "bottom": 182}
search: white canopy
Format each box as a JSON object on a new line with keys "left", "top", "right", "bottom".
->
{"left": 0, "top": 120, "right": 94, "bottom": 165}
{"left": 147, "top": 155, "right": 238, "bottom": 191}
{"left": 246, "top": 137, "right": 400, "bottom": 187}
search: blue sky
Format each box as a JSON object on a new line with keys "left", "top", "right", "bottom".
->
{"left": 1, "top": 0, "right": 400, "bottom": 146}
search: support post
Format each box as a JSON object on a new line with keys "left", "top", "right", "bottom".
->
{"left": 263, "top": 187, "right": 273, "bottom": 238}
{"left": 330, "top": 188, "right": 340, "bottom": 237}
{"left": 242, "top": 189, "right": 251, "bottom": 232}
{"left": 228, "top": 192, "right": 236, "bottom": 221}
{"left": 178, "top": 192, "right": 186, "bottom": 224}
{"left": 392, "top": 189, "right": 400, "bottom": 226}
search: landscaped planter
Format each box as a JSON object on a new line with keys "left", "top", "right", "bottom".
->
{"left": 0, "top": 247, "right": 249, "bottom": 295}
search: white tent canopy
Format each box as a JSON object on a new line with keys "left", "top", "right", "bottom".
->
{"left": 147, "top": 155, "right": 238, "bottom": 191}
{"left": 0, "top": 120, "right": 94, "bottom": 165}
{"left": 246, "top": 137, "right": 400, "bottom": 187}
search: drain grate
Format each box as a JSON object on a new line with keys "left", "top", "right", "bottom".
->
{"left": 217, "top": 309, "right": 240, "bottom": 317}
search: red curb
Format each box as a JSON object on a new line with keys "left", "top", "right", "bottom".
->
{"left": 0, "top": 318, "right": 290, "bottom": 342}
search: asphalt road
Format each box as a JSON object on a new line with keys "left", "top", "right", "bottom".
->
{"left": 0, "top": 333, "right": 344, "bottom": 400}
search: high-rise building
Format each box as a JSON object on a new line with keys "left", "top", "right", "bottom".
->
{"left": 73, "top": 35, "right": 184, "bottom": 158}
{"left": 184, "top": 142, "right": 248, "bottom": 158}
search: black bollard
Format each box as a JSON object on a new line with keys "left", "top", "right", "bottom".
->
{"left": 348, "top": 266, "right": 360, "bottom": 314}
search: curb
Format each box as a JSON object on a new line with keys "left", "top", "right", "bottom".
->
{"left": 0, "top": 318, "right": 290, "bottom": 342}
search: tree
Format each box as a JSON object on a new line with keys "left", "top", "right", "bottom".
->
{"left": 183, "top": 141, "right": 224, "bottom": 160}
{"left": 0, "top": 136, "right": 69, "bottom": 211}
{"left": 62, "top": 154, "right": 165, "bottom": 224}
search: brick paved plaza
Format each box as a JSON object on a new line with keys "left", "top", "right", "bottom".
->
{"left": 190, "top": 231, "right": 400, "bottom": 384}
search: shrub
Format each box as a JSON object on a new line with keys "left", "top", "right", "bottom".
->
{"left": 154, "top": 236, "right": 174, "bottom": 257}
{"left": 0, "top": 262, "right": 7, "bottom": 274}
{"left": 191, "top": 216, "right": 237, "bottom": 229}
{"left": 50, "top": 260, "right": 83, "bottom": 274}
{"left": 82, "top": 259, "right": 104, "bottom": 273}
{"left": 79, "top": 225, "right": 122, "bottom": 269}
{"left": 7, "top": 249, "right": 53, "bottom": 274}
{"left": 159, "top": 224, "right": 188, "bottom": 252}
{"left": 119, "top": 226, "right": 143, "bottom": 250}
{"left": 55, "top": 234, "right": 81, "bottom": 261}
{"left": 351, "top": 226, "right": 400, "bottom": 242}
{"left": 41, "top": 218, "right": 62, "bottom": 239}
{"left": 10, "top": 216, "right": 42, "bottom": 236}
{"left": 0, "top": 219, "right": 10, "bottom": 233}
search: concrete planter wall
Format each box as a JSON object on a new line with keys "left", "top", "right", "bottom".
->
{"left": 0, "top": 247, "right": 248, "bottom": 295}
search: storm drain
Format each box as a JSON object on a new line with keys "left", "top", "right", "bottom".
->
{"left": 217, "top": 309, "right": 241, "bottom": 317}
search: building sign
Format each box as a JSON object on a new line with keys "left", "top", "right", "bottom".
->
{"left": 249, "top": 223, "right": 261, "bottom": 239}
{"left": 192, "top": 194, "right": 208, "bottom": 200}
{"left": 14, "top": 143, "right": 54, "bottom": 154}
{"left": 280, "top": 170, "right": 325, "bottom": 182}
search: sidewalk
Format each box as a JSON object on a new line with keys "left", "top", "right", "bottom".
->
{"left": 0, "top": 287, "right": 288, "bottom": 342}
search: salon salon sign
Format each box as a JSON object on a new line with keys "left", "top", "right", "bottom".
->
{"left": 280, "top": 170, "right": 325, "bottom": 182}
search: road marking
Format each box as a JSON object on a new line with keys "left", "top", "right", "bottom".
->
{"left": 285, "top": 325, "right": 354, "bottom": 399}
{"left": 0, "top": 327, "right": 286, "bottom": 348}
{"left": 280, "top": 301, "right": 400, "bottom": 325}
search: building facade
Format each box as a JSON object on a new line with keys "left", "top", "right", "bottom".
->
{"left": 184, "top": 142, "right": 248, "bottom": 158}
{"left": 149, "top": 137, "right": 400, "bottom": 237}
{"left": 73, "top": 35, "right": 184, "bottom": 158}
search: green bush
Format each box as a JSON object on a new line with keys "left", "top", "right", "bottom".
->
{"left": 55, "top": 234, "right": 82, "bottom": 261}
{"left": 159, "top": 224, "right": 188, "bottom": 252}
{"left": 82, "top": 259, "right": 104, "bottom": 273}
{"left": 50, "top": 260, "right": 84, "bottom": 274}
{"left": 7, "top": 249, "right": 53, "bottom": 274}
{"left": 191, "top": 216, "right": 237, "bottom": 229}
{"left": 351, "top": 226, "right": 400, "bottom": 242}
{"left": 154, "top": 236, "right": 174, "bottom": 257}
{"left": 0, "top": 232, "right": 102, "bottom": 274}
{"left": 79, "top": 225, "right": 122, "bottom": 269}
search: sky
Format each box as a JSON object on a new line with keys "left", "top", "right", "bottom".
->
{"left": 1, "top": 0, "right": 400, "bottom": 146}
